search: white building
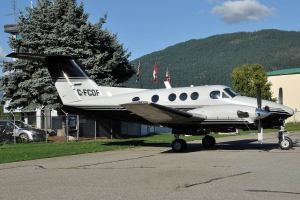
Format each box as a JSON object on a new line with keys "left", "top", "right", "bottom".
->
{"left": 267, "top": 68, "right": 300, "bottom": 123}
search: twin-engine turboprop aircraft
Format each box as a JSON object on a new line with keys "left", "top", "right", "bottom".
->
{"left": 7, "top": 53, "right": 294, "bottom": 151}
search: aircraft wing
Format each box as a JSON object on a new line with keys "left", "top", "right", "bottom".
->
{"left": 121, "top": 102, "right": 206, "bottom": 125}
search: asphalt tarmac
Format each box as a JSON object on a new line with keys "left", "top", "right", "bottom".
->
{"left": 0, "top": 132, "right": 300, "bottom": 200}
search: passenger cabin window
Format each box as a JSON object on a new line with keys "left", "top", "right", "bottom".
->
{"left": 190, "top": 92, "right": 199, "bottom": 100}
{"left": 222, "top": 92, "right": 229, "bottom": 98}
{"left": 132, "top": 97, "right": 140, "bottom": 101}
{"left": 210, "top": 91, "right": 220, "bottom": 99}
{"left": 168, "top": 93, "right": 176, "bottom": 101}
{"left": 151, "top": 95, "right": 159, "bottom": 103}
{"left": 179, "top": 93, "right": 188, "bottom": 101}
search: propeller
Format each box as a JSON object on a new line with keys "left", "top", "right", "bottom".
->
{"left": 255, "top": 85, "right": 272, "bottom": 142}
{"left": 256, "top": 84, "right": 263, "bottom": 138}
{"left": 278, "top": 87, "right": 283, "bottom": 105}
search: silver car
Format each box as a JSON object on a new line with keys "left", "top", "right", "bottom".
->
{"left": 0, "top": 120, "right": 46, "bottom": 142}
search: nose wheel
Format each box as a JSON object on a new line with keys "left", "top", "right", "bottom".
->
{"left": 278, "top": 126, "right": 293, "bottom": 150}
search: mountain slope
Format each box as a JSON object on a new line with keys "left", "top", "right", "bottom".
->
{"left": 127, "top": 29, "right": 300, "bottom": 88}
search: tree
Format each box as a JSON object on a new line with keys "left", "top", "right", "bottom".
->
{"left": 231, "top": 64, "right": 273, "bottom": 100}
{"left": 1, "top": 0, "right": 134, "bottom": 110}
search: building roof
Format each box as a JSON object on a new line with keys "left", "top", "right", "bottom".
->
{"left": 267, "top": 68, "right": 300, "bottom": 76}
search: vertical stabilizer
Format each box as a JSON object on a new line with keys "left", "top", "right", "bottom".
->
{"left": 6, "top": 53, "right": 146, "bottom": 105}
{"left": 45, "top": 57, "right": 101, "bottom": 104}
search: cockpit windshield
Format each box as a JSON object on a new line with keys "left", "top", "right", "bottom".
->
{"left": 224, "top": 88, "right": 238, "bottom": 98}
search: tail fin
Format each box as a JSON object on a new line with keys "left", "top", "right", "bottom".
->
{"left": 7, "top": 53, "right": 107, "bottom": 104}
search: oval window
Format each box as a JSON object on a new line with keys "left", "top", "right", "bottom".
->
{"left": 179, "top": 93, "right": 188, "bottom": 101}
{"left": 151, "top": 95, "right": 159, "bottom": 103}
{"left": 168, "top": 93, "right": 176, "bottom": 101}
{"left": 190, "top": 92, "right": 199, "bottom": 100}
{"left": 210, "top": 91, "right": 221, "bottom": 99}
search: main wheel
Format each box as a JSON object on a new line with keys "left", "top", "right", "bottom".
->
{"left": 18, "top": 133, "right": 30, "bottom": 143}
{"left": 202, "top": 135, "right": 216, "bottom": 148}
{"left": 279, "top": 136, "right": 293, "bottom": 150}
{"left": 171, "top": 139, "right": 187, "bottom": 152}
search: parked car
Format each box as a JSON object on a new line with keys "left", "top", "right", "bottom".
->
{"left": 0, "top": 120, "right": 46, "bottom": 142}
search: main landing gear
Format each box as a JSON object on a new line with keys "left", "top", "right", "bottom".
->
{"left": 171, "top": 138, "right": 187, "bottom": 152}
{"left": 278, "top": 126, "right": 293, "bottom": 150}
{"left": 171, "top": 134, "right": 216, "bottom": 152}
{"left": 202, "top": 135, "right": 216, "bottom": 148}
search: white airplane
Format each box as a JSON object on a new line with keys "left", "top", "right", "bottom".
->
{"left": 7, "top": 53, "right": 295, "bottom": 151}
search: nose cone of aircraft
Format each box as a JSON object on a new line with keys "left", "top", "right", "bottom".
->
{"left": 276, "top": 104, "right": 294, "bottom": 116}
{"left": 234, "top": 96, "right": 294, "bottom": 119}
{"left": 261, "top": 100, "right": 294, "bottom": 117}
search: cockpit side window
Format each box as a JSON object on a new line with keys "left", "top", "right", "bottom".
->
{"left": 210, "top": 91, "right": 220, "bottom": 99}
{"left": 224, "top": 88, "right": 238, "bottom": 98}
{"left": 222, "top": 92, "right": 229, "bottom": 98}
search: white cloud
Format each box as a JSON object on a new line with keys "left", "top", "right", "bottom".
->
{"left": 212, "top": 0, "right": 275, "bottom": 24}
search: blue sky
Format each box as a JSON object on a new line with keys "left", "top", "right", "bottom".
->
{"left": 1, "top": 0, "right": 300, "bottom": 60}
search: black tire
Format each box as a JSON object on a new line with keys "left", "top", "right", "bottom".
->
{"left": 202, "top": 135, "right": 216, "bottom": 148}
{"left": 18, "top": 133, "right": 30, "bottom": 143}
{"left": 171, "top": 139, "right": 187, "bottom": 152}
{"left": 279, "top": 136, "right": 293, "bottom": 150}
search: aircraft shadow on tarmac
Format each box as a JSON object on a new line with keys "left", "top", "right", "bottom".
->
{"left": 176, "top": 139, "right": 280, "bottom": 153}
{"left": 103, "top": 139, "right": 281, "bottom": 153}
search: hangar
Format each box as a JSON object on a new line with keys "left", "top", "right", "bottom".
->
{"left": 267, "top": 68, "right": 300, "bottom": 123}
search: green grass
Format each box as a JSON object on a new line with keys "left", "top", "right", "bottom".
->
{"left": 1, "top": 123, "right": 299, "bottom": 164}
{"left": 0, "top": 133, "right": 198, "bottom": 164}
{"left": 237, "top": 122, "right": 300, "bottom": 134}
{"left": 285, "top": 122, "right": 300, "bottom": 132}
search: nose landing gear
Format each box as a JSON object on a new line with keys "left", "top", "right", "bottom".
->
{"left": 278, "top": 126, "right": 293, "bottom": 150}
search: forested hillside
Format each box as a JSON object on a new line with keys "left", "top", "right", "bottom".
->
{"left": 127, "top": 29, "right": 300, "bottom": 88}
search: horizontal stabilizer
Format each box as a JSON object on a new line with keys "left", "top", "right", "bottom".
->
{"left": 121, "top": 102, "right": 205, "bottom": 124}
{"left": 7, "top": 53, "right": 47, "bottom": 61}
{"left": 6, "top": 52, "right": 74, "bottom": 62}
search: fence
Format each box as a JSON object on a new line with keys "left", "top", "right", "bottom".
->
{"left": 0, "top": 111, "right": 167, "bottom": 144}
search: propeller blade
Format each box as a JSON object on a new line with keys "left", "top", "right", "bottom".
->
{"left": 256, "top": 84, "right": 262, "bottom": 109}
{"left": 278, "top": 87, "right": 283, "bottom": 105}
{"left": 257, "top": 119, "right": 263, "bottom": 143}
{"left": 257, "top": 119, "right": 262, "bottom": 133}
{"left": 256, "top": 84, "right": 264, "bottom": 143}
